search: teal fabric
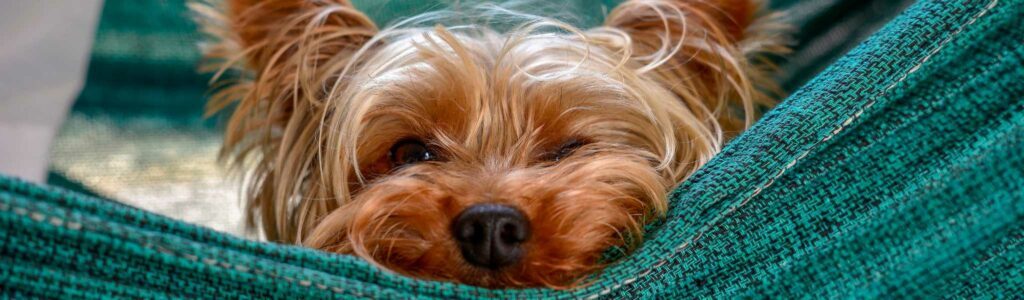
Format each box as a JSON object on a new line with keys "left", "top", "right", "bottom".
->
{"left": 769, "top": 0, "right": 917, "bottom": 91}
{"left": 5, "top": 0, "right": 1024, "bottom": 298}
{"left": 68, "top": 1, "right": 212, "bottom": 124}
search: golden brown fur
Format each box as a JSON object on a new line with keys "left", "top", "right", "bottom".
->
{"left": 193, "top": 0, "right": 787, "bottom": 288}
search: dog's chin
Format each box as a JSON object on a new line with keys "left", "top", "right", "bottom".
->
{"left": 303, "top": 159, "right": 663, "bottom": 288}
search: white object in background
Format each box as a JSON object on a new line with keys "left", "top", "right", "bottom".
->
{"left": 0, "top": 0, "right": 104, "bottom": 183}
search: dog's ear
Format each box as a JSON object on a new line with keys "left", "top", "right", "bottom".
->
{"left": 192, "top": 0, "right": 378, "bottom": 243}
{"left": 224, "top": 0, "right": 378, "bottom": 71}
{"left": 606, "top": 0, "right": 756, "bottom": 44}
{"left": 599, "top": 0, "right": 783, "bottom": 132}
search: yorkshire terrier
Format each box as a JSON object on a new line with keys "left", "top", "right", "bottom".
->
{"left": 194, "top": 0, "right": 786, "bottom": 288}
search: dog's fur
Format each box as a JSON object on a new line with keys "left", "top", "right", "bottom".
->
{"left": 193, "top": 0, "right": 786, "bottom": 288}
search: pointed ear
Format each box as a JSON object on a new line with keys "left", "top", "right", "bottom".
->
{"left": 601, "top": 0, "right": 784, "bottom": 131}
{"left": 224, "top": 0, "right": 378, "bottom": 71}
{"left": 192, "top": 0, "right": 380, "bottom": 163}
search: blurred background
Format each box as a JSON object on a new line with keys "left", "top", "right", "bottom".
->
{"left": 0, "top": 0, "right": 913, "bottom": 237}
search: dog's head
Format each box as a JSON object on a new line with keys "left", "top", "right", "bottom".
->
{"left": 196, "top": 0, "right": 784, "bottom": 288}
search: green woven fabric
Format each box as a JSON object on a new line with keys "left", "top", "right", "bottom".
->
{"left": 5, "top": 0, "right": 1024, "bottom": 298}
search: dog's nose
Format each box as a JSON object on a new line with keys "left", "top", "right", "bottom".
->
{"left": 451, "top": 204, "right": 530, "bottom": 269}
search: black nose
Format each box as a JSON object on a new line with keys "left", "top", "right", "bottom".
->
{"left": 451, "top": 204, "right": 530, "bottom": 269}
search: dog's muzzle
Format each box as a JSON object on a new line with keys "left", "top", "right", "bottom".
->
{"left": 451, "top": 203, "right": 530, "bottom": 269}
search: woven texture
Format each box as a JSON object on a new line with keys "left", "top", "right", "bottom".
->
{"left": 4, "top": 0, "right": 1024, "bottom": 298}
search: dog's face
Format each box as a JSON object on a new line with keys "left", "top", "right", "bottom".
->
{"left": 303, "top": 31, "right": 685, "bottom": 287}
{"left": 198, "top": 0, "right": 781, "bottom": 288}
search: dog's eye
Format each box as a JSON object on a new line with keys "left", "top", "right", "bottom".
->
{"left": 390, "top": 139, "right": 436, "bottom": 167}
{"left": 550, "top": 139, "right": 585, "bottom": 162}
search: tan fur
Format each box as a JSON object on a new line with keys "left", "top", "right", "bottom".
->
{"left": 193, "top": 0, "right": 787, "bottom": 288}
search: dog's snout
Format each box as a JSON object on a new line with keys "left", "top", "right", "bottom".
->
{"left": 451, "top": 204, "right": 530, "bottom": 269}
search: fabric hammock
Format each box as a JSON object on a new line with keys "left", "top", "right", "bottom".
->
{"left": 3, "top": 0, "right": 1023, "bottom": 298}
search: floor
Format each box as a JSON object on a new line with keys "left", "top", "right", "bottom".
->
{"left": 49, "top": 113, "right": 248, "bottom": 237}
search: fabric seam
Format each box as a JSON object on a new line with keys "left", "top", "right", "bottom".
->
{"left": 585, "top": 0, "right": 1000, "bottom": 298}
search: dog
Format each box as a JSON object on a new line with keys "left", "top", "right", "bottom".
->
{"left": 193, "top": 0, "right": 786, "bottom": 288}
